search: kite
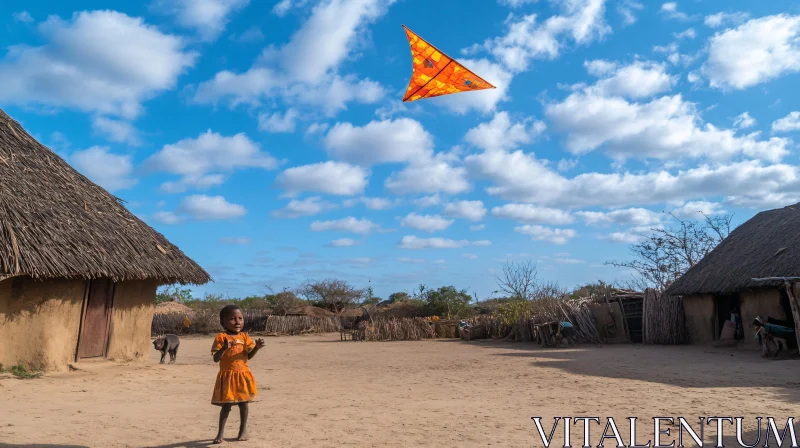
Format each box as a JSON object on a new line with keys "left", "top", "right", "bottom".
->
{"left": 402, "top": 25, "right": 495, "bottom": 102}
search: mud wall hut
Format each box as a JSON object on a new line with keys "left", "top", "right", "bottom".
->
{"left": 0, "top": 109, "right": 210, "bottom": 371}
{"left": 665, "top": 203, "right": 800, "bottom": 346}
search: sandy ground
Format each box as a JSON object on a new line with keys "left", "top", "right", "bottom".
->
{"left": 1, "top": 334, "right": 799, "bottom": 448}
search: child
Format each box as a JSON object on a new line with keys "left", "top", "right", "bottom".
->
{"left": 211, "top": 305, "right": 265, "bottom": 443}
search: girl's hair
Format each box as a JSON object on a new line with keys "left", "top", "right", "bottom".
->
{"left": 219, "top": 304, "right": 242, "bottom": 322}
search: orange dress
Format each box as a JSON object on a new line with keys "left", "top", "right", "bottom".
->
{"left": 210, "top": 332, "right": 258, "bottom": 406}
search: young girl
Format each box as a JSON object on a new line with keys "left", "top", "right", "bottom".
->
{"left": 211, "top": 305, "right": 265, "bottom": 443}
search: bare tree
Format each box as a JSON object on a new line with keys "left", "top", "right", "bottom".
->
{"left": 608, "top": 212, "right": 734, "bottom": 291}
{"left": 298, "top": 279, "right": 365, "bottom": 315}
{"left": 495, "top": 260, "right": 538, "bottom": 300}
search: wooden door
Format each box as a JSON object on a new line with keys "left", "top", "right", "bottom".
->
{"left": 77, "top": 278, "right": 115, "bottom": 359}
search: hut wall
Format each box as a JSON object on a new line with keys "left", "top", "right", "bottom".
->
{"left": 738, "top": 288, "right": 787, "bottom": 347}
{"left": 588, "top": 302, "right": 628, "bottom": 343}
{"left": 682, "top": 294, "right": 715, "bottom": 344}
{"left": 0, "top": 277, "right": 86, "bottom": 371}
{"left": 106, "top": 280, "right": 159, "bottom": 362}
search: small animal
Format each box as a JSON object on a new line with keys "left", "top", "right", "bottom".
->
{"left": 153, "top": 334, "right": 180, "bottom": 364}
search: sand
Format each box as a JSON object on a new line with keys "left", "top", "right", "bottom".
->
{"left": 1, "top": 334, "right": 799, "bottom": 447}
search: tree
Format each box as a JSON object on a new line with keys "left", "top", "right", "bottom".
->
{"left": 423, "top": 286, "right": 473, "bottom": 319}
{"left": 495, "top": 260, "right": 537, "bottom": 300}
{"left": 298, "top": 279, "right": 365, "bottom": 314}
{"left": 387, "top": 292, "right": 410, "bottom": 303}
{"left": 608, "top": 212, "right": 734, "bottom": 291}
{"left": 155, "top": 285, "right": 193, "bottom": 304}
{"left": 361, "top": 286, "right": 380, "bottom": 306}
{"left": 266, "top": 291, "right": 302, "bottom": 315}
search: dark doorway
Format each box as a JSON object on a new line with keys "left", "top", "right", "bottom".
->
{"left": 619, "top": 297, "right": 644, "bottom": 343}
{"left": 715, "top": 294, "right": 743, "bottom": 340}
{"left": 77, "top": 279, "right": 115, "bottom": 359}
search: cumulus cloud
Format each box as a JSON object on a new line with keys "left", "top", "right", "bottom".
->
{"left": 323, "top": 118, "right": 433, "bottom": 165}
{"left": 327, "top": 238, "right": 358, "bottom": 247}
{"left": 220, "top": 237, "right": 252, "bottom": 245}
{"left": 575, "top": 208, "right": 661, "bottom": 226}
{"left": 399, "top": 213, "right": 453, "bottom": 233}
{"left": 70, "top": 146, "right": 137, "bottom": 191}
{"left": 150, "top": 0, "right": 249, "bottom": 40}
{"left": 545, "top": 61, "right": 790, "bottom": 162}
{"left": 668, "top": 201, "right": 726, "bottom": 219}
{"left": 443, "top": 200, "right": 487, "bottom": 222}
{"left": 704, "top": 11, "right": 750, "bottom": 29}
{"left": 0, "top": 11, "right": 196, "bottom": 119}
{"left": 703, "top": 14, "right": 800, "bottom": 90}
{"left": 772, "top": 112, "right": 800, "bottom": 133}
{"left": 91, "top": 116, "right": 141, "bottom": 146}
{"left": 515, "top": 225, "right": 576, "bottom": 244}
{"left": 310, "top": 217, "right": 378, "bottom": 234}
{"left": 398, "top": 236, "right": 491, "bottom": 249}
{"left": 145, "top": 130, "right": 277, "bottom": 192}
{"left": 177, "top": 195, "right": 247, "bottom": 220}
{"left": 192, "top": 0, "right": 393, "bottom": 115}
{"left": 732, "top": 112, "right": 756, "bottom": 130}
{"left": 342, "top": 196, "right": 398, "bottom": 210}
{"left": 384, "top": 155, "right": 470, "bottom": 195}
{"left": 276, "top": 161, "right": 369, "bottom": 196}
{"left": 464, "top": 112, "right": 546, "bottom": 152}
{"left": 617, "top": 0, "right": 643, "bottom": 26}
{"left": 272, "top": 197, "right": 335, "bottom": 218}
{"left": 13, "top": 11, "right": 34, "bottom": 23}
{"left": 492, "top": 204, "right": 574, "bottom": 225}
{"left": 258, "top": 109, "right": 298, "bottom": 133}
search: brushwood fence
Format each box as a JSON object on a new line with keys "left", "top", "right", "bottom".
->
{"left": 264, "top": 316, "right": 341, "bottom": 335}
{"left": 643, "top": 289, "right": 688, "bottom": 344}
{"left": 353, "top": 317, "right": 435, "bottom": 341}
{"left": 151, "top": 309, "right": 267, "bottom": 336}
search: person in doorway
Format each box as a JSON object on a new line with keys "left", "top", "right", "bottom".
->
{"left": 555, "top": 321, "right": 576, "bottom": 347}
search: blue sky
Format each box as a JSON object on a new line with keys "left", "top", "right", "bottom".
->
{"left": 2, "top": 0, "right": 800, "bottom": 300}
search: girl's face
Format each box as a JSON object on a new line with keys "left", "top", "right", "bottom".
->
{"left": 222, "top": 309, "right": 244, "bottom": 333}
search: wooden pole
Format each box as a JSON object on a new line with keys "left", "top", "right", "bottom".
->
{"left": 787, "top": 282, "right": 800, "bottom": 352}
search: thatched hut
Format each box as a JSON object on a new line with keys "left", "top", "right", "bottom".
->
{"left": 0, "top": 109, "right": 210, "bottom": 371}
{"left": 665, "top": 203, "right": 800, "bottom": 346}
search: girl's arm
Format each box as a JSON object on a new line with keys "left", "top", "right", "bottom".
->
{"left": 212, "top": 338, "right": 229, "bottom": 363}
{"left": 248, "top": 338, "right": 265, "bottom": 360}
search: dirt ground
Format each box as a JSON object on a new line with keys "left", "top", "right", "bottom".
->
{"left": 1, "top": 334, "right": 799, "bottom": 448}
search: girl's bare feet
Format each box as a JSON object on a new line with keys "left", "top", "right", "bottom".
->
{"left": 237, "top": 430, "right": 248, "bottom": 442}
{"left": 213, "top": 437, "right": 224, "bottom": 444}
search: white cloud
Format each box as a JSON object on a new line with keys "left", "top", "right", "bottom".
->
{"left": 669, "top": 201, "right": 725, "bottom": 219}
{"left": 193, "top": 0, "right": 393, "bottom": 114}
{"left": 229, "top": 26, "right": 265, "bottom": 43}
{"left": 414, "top": 194, "right": 441, "bottom": 208}
{"left": 466, "top": 147, "right": 800, "bottom": 209}
{"left": 91, "top": 116, "right": 141, "bottom": 146}
{"left": 13, "top": 11, "right": 34, "bottom": 23}
{"left": 323, "top": 118, "right": 433, "bottom": 165}
{"left": 258, "top": 109, "right": 299, "bottom": 133}
{"left": 498, "top": 0, "right": 537, "bottom": 7}
{"left": 151, "top": 0, "right": 249, "bottom": 40}
{"left": 145, "top": 130, "right": 277, "bottom": 192}
{"left": 660, "top": 2, "right": 689, "bottom": 21}
{"left": 397, "top": 257, "right": 426, "bottom": 264}
{"left": 152, "top": 211, "right": 184, "bottom": 225}
{"left": 276, "top": 161, "right": 369, "bottom": 196}
{"left": 703, "top": 15, "right": 800, "bottom": 90}
{"left": 617, "top": 0, "right": 643, "bottom": 26}
{"left": 545, "top": 88, "right": 790, "bottom": 162}
{"left": 492, "top": 204, "right": 574, "bottom": 225}
{"left": 464, "top": 112, "right": 546, "bottom": 152}
{"left": 398, "top": 236, "right": 490, "bottom": 249}
{"left": 443, "top": 200, "right": 487, "bottom": 222}
{"left": 515, "top": 225, "right": 576, "bottom": 244}
{"left": 470, "top": 224, "right": 486, "bottom": 231}
{"left": 399, "top": 213, "right": 453, "bottom": 233}
{"left": 575, "top": 208, "right": 661, "bottom": 226}
{"left": 177, "top": 195, "right": 247, "bottom": 220}
{"left": 220, "top": 237, "right": 252, "bottom": 245}
{"left": 472, "top": 0, "right": 610, "bottom": 73}
{"left": 605, "top": 230, "right": 645, "bottom": 244}
{"left": 327, "top": 238, "right": 358, "bottom": 247}
{"left": 343, "top": 196, "right": 398, "bottom": 210}
{"left": 70, "top": 146, "right": 137, "bottom": 191}
{"left": 704, "top": 12, "right": 750, "bottom": 29}
{"left": 272, "top": 197, "right": 335, "bottom": 218}
{"left": 772, "top": 112, "right": 800, "bottom": 133}
{"left": 462, "top": 253, "right": 479, "bottom": 260}
{"left": 732, "top": 112, "right": 756, "bottom": 130}
{"left": 582, "top": 60, "right": 676, "bottom": 99}
{"left": 673, "top": 28, "right": 696, "bottom": 40}
{"left": 385, "top": 156, "right": 470, "bottom": 195}
{"left": 310, "top": 217, "right": 378, "bottom": 234}
{"left": 0, "top": 11, "right": 196, "bottom": 119}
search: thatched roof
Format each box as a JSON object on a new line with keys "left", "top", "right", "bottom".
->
{"left": 286, "top": 306, "right": 334, "bottom": 317}
{"left": 665, "top": 203, "right": 800, "bottom": 296}
{"left": 0, "top": 109, "right": 210, "bottom": 285}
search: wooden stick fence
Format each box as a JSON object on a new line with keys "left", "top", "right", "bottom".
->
{"left": 264, "top": 315, "right": 342, "bottom": 335}
{"left": 152, "top": 309, "right": 266, "bottom": 336}
{"left": 643, "top": 289, "right": 688, "bottom": 344}
{"left": 354, "top": 317, "right": 436, "bottom": 341}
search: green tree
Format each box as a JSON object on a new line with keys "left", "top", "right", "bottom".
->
{"left": 155, "top": 285, "right": 193, "bottom": 304}
{"left": 423, "top": 286, "right": 473, "bottom": 319}
{"left": 387, "top": 292, "right": 410, "bottom": 303}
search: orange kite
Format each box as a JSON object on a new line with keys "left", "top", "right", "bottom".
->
{"left": 402, "top": 25, "right": 495, "bottom": 102}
